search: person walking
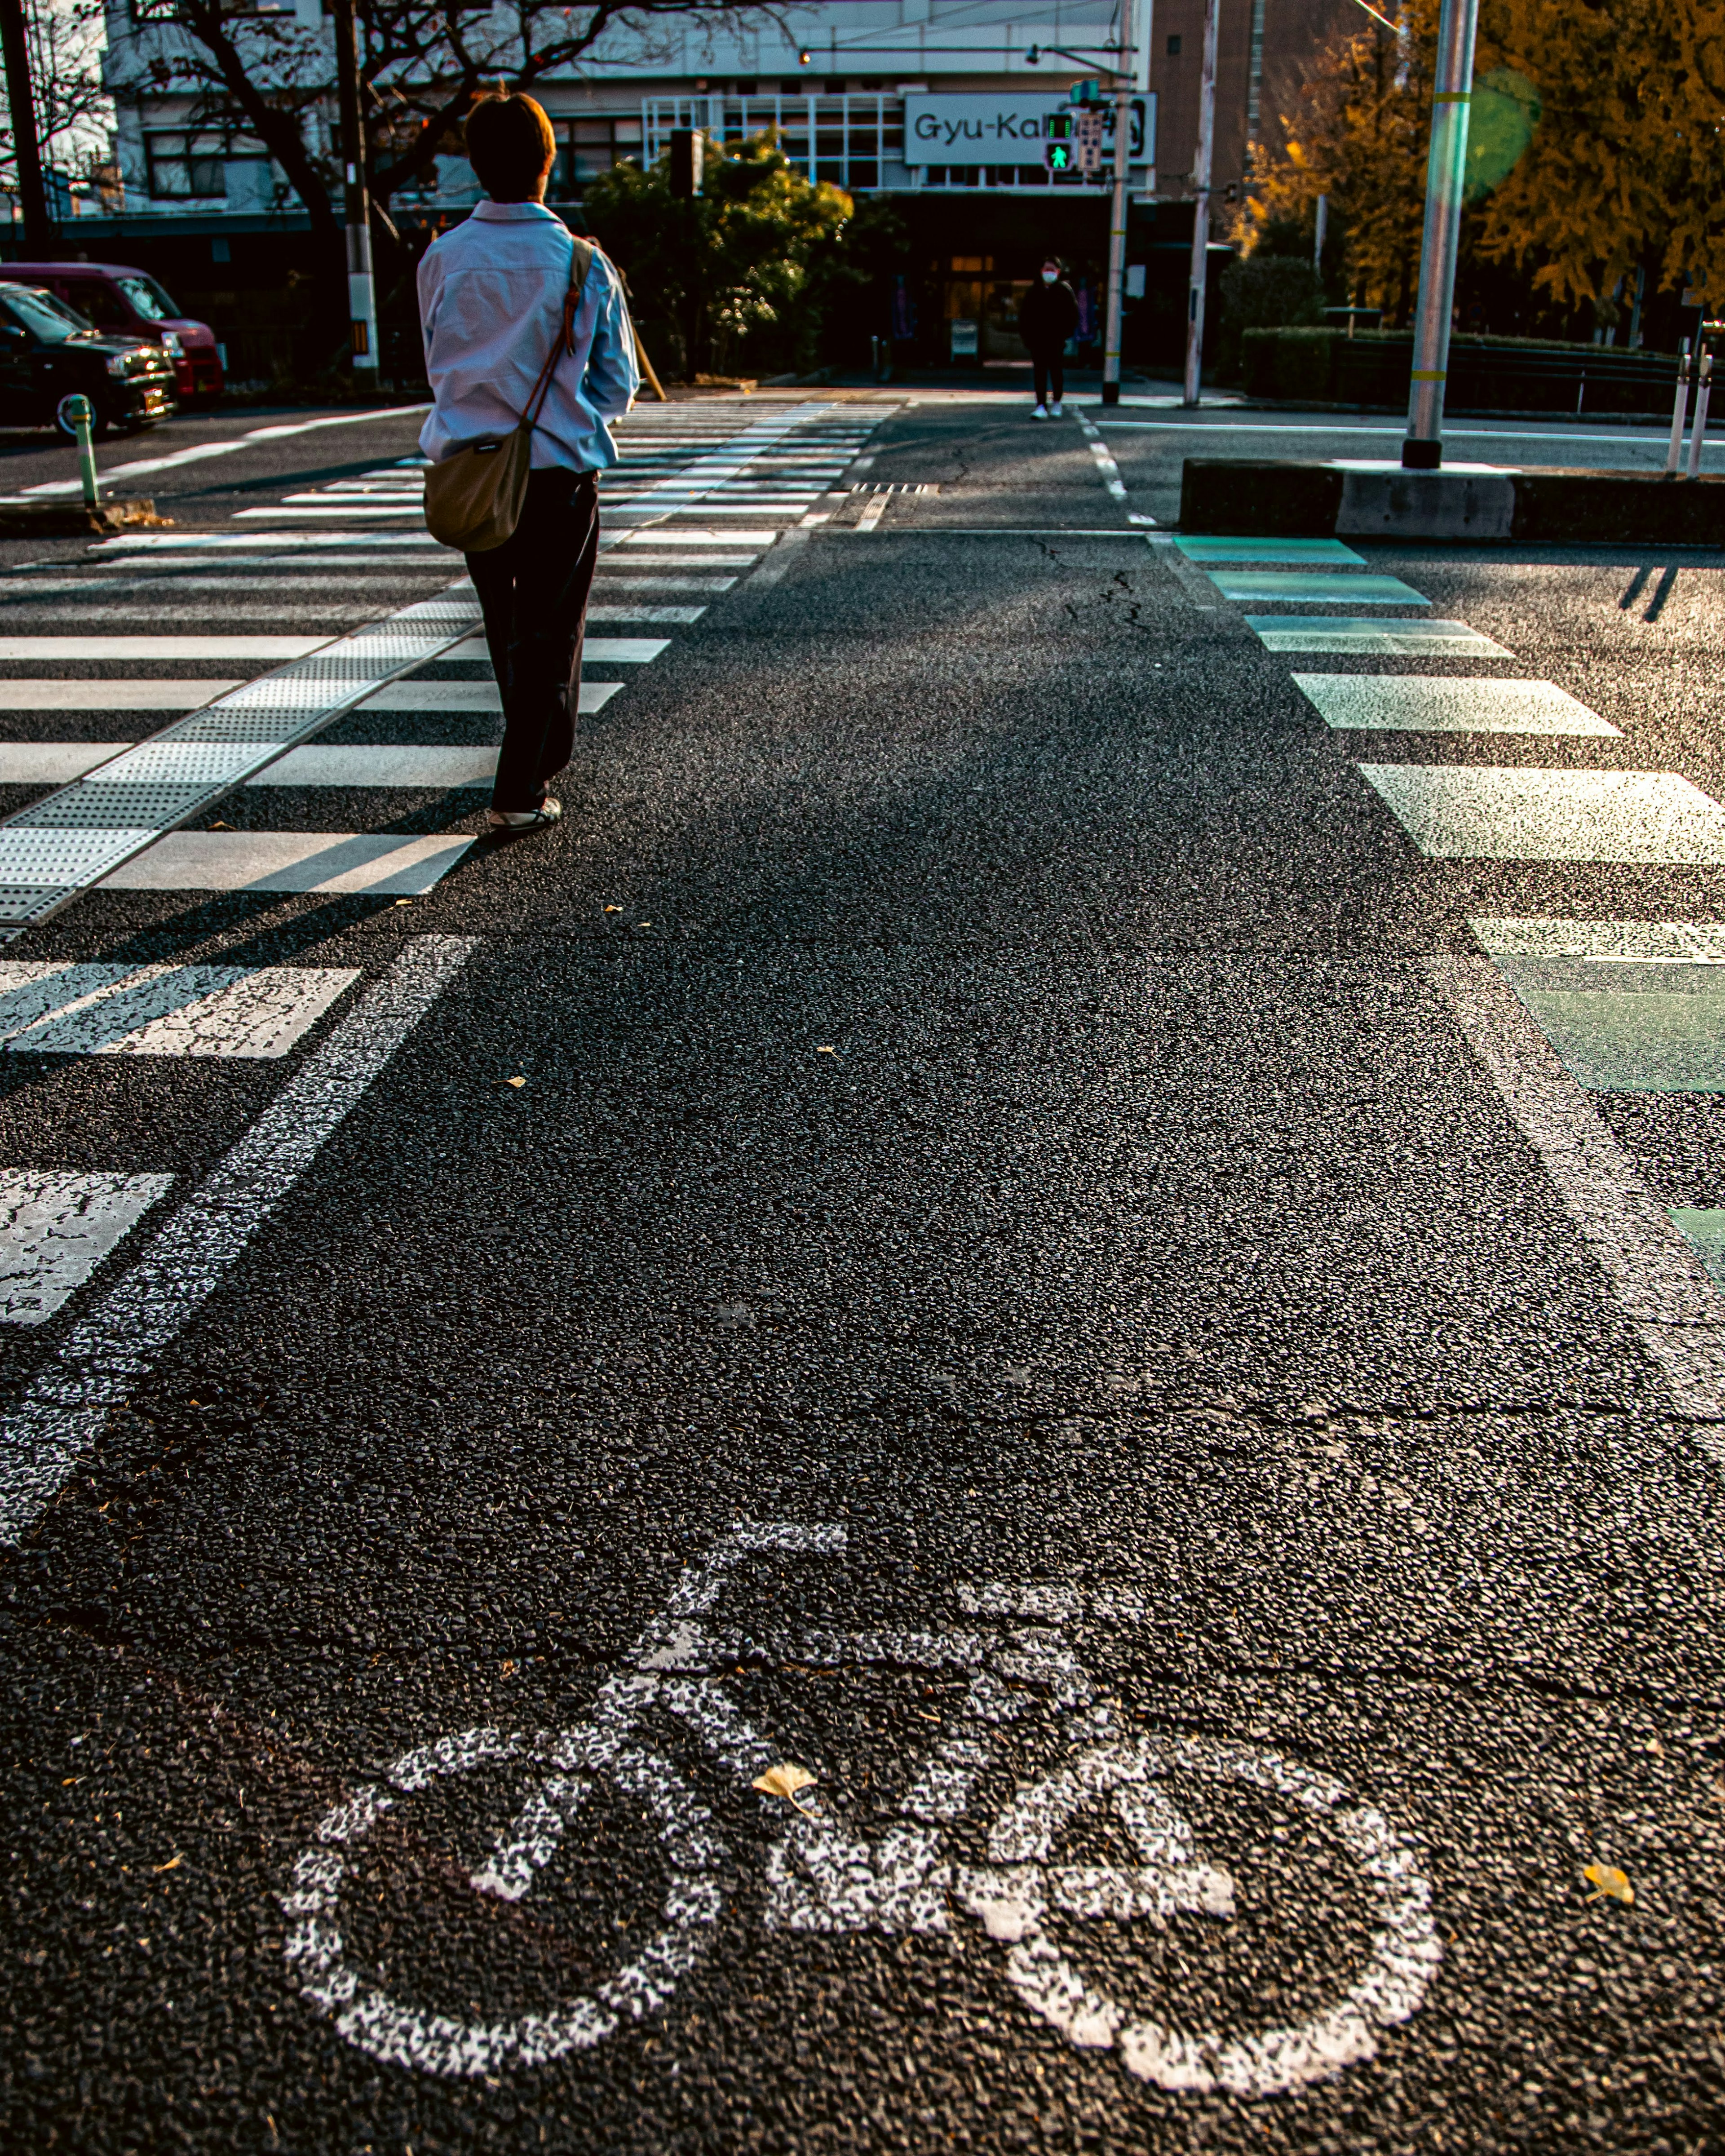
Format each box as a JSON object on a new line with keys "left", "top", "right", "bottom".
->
{"left": 417, "top": 92, "right": 639, "bottom": 835}
{"left": 1017, "top": 257, "right": 1079, "bottom": 420}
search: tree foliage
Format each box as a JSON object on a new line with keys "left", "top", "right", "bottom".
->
{"left": 0, "top": 0, "right": 112, "bottom": 195}
{"left": 109, "top": 0, "right": 765, "bottom": 242}
{"left": 1246, "top": 0, "right": 1725, "bottom": 324}
{"left": 585, "top": 132, "right": 854, "bottom": 379}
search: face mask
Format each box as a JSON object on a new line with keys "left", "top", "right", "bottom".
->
{"left": 1042, "top": 269, "right": 1057, "bottom": 283}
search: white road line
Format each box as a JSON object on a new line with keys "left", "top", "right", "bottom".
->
{"left": 0, "top": 636, "right": 331, "bottom": 660}
{"left": 1073, "top": 411, "right": 1155, "bottom": 524}
{"left": 0, "top": 936, "right": 475, "bottom": 1544}
{"left": 0, "top": 1171, "right": 175, "bottom": 1324}
{"left": 1294, "top": 676, "right": 1620, "bottom": 737}
{"left": 18, "top": 403, "right": 433, "bottom": 497}
{"left": 359, "top": 682, "right": 618, "bottom": 713}
{"left": 1249, "top": 618, "right": 1512, "bottom": 657}
{"left": 0, "top": 959, "right": 360, "bottom": 1056}
{"left": 1358, "top": 766, "right": 1725, "bottom": 863}
{"left": 1096, "top": 421, "right": 1721, "bottom": 450}
{"left": 1430, "top": 953, "right": 1725, "bottom": 1444}
{"left": 586, "top": 606, "right": 705, "bottom": 624}
{"left": 441, "top": 636, "right": 665, "bottom": 664}
{"left": 234, "top": 505, "right": 431, "bottom": 521}
{"left": 97, "top": 831, "right": 474, "bottom": 894}
{"left": 93, "top": 534, "right": 450, "bottom": 556}
{"left": 0, "top": 743, "right": 136, "bottom": 781}
{"left": 592, "top": 576, "right": 734, "bottom": 592}
{"left": 855, "top": 496, "right": 888, "bottom": 533}
{"left": 0, "top": 682, "right": 242, "bottom": 709}
{"left": 248, "top": 746, "right": 495, "bottom": 788}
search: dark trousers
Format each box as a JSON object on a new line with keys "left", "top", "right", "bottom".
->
{"left": 1032, "top": 349, "right": 1065, "bottom": 407}
{"left": 465, "top": 467, "right": 600, "bottom": 813}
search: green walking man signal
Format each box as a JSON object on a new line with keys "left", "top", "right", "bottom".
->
{"left": 1044, "top": 111, "right": 1074, "bottom": 173}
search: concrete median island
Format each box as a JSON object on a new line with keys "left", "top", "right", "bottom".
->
{"left": 1179, "top": 457, "right": 1725, "bottom": 545}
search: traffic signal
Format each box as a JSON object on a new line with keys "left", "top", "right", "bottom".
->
{"left": 1044, "top": 111, "right": 1074, "bottom": 175}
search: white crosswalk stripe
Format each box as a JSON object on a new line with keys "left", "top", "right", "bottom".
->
{"left": 0, "top": 399, "right": 889, "bottom": 946}
{"left": 0, "top": 1169, "right": 174, "bottom": 1323}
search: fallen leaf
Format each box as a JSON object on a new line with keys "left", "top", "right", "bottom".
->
{"left": 1583, "top": 1862, "right": 1633, "bottom": 1905}
{"left": 504, "top": 1076, "right": 526, "bottom": 1089}
{"left": 208, "top": 821, "right": 232, "bottom": 830}
{"left": 637, "top": 921, "right": 651, "bottom": 928}
{"left": 152, "top": 1854, "right": 181, "bottom": 1873}
{"left": 816, "top": 1045, "right": 836, "bottom": 1054}
{"left": 61, "top": 1776, "right": 80, "bottom": 1786}
{"left": 604, "top": 905, "right": 622, "bottom": 913}
{"left": 394, "top": 899, "right": 413, "bottom": 908}
{"left": 752, "top": 1762, "right": 818, "bottom": 1813}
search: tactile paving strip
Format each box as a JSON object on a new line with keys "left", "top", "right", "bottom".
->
{"left": 0, "top": 584, "right": 480, "bottom": 933}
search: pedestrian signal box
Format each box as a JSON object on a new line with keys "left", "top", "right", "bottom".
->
{"left": 1044, "top": 111, "right": 1074, "bottom": 173}
{"left": 1073, "top": 106, "right": 1106, "bottom": 175}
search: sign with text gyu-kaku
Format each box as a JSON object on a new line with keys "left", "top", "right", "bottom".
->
{"left": 904, "top": 93, "right": 1153, "bottom": 168}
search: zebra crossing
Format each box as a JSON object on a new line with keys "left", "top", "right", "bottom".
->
{"left": 0, "top": 399, "right": 883, "bottom": 931}
{"left": 1181, "top": 526, "right": 1725, "bottom": 1319}
{"left": 0, "top": 398, "right": 882, "bottom": 1326}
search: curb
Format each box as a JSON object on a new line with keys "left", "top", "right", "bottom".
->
{"left": 1178, "top": 459, "right": 1725, "bottom": 545}
{"left": 0, "top": 496, "right": 170, "bottom": 537}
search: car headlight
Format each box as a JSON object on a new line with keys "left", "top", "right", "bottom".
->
{"left": 161, "top": 331, "right": 182, "bottom": 354}
{"left": 105, "top": 354, "right": 128, "bottom": 376}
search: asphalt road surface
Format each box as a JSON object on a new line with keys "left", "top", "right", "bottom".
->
{"left": 0, "top": 391, "right": 1721, "bottom": 2155}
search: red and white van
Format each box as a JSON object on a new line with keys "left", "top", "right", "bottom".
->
{"left": 0, "top": 261, "right": 222, "bottom": 406}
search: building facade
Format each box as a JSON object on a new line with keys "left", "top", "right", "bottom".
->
{"left": 13, "top": 0, "right": 1350, "bottom": 378}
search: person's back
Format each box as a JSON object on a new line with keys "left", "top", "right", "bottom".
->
{"left": 417, "top": 92, "right": 639, "bottom": 835}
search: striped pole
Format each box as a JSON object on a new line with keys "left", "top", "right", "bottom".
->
{"left": 1401, "top": 0, "right": 1479, "bottom": 469}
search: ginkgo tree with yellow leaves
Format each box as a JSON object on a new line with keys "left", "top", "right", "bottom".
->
{"left": 1247, "top": 0, "right": 1725, "bottom": 333}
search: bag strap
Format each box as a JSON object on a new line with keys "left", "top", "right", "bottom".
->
{"left": 522, "top": 235, "right": 596, "bottom": 431}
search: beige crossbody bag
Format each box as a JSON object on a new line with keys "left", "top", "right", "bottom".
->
{"left": 423, "top": 235, "right": 595, "bottom": 554}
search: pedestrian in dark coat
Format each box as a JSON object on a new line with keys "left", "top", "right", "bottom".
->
{"left": 1017, "top": 258, "right": 1080, "bottom": 418}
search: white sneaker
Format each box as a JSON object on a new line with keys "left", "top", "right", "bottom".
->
{"left": 1031, "top": 404, "right": 1049, "bottom": 420}
{"left": 488, "top": 798, "right": 562, "bottom": 833}
{"left": 1049, "top": 400, "right": 1064, "bottom": 417}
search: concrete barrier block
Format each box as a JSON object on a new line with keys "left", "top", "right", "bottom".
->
{"left": 1178, "top": 459, "right": 1343, "bottom": 536}
{"left": 1337, "top": 469, "right": 1515, "bottom": 540}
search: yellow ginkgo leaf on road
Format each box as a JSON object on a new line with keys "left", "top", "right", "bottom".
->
{"left": 1583, "top": 1862, "right": 1633, "bottom": 1905}
{"left": 752, "top": 1762, "right": 818, "bottom": 1812}
{"left": 504, "top": 1076, "right": 526, "bottom": 1089}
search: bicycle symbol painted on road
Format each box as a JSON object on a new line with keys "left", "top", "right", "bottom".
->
{"left": 279, "top": 1523, "right": 1442, "bottom": 2098}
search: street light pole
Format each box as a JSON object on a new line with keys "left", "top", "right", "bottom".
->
{"left": 1401, "top": 0, "right": 1478, "bottom": 468}
{"left": 332, "top": 0, "right": 380, "bottom": 375}
{"left": 1100, "top": 0, "right": 1135, "bottom": 407}
{"left": 1181, "top": 0, "right": 1220, "bottom": 406}
{"left": 0, "top": 0, "right": 53, "bottom": 255}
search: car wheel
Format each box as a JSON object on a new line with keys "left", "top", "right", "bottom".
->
{"left": 54, "top": 394, "right": 110, "bottom": 442}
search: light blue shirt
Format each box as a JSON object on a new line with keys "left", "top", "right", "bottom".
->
{"left": 417, "top": 199, "right": 639, "bottom": 471}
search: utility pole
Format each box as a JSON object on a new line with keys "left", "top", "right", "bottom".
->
{"left": 332, "top": 0, "right": 380, "bottom": 375}
{"left": 1181, "top": 0, "right": 1220, "bottom": 406}
{"left": 1100, "top": 0, "right": 1135, "bottom": 407}
{"left": 1401, "top": 0, "right": 1478, "bottom": 467}
{"left": 0, "top": 0, "right": 53, "bottom": 255}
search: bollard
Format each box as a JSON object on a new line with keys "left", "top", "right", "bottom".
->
{"left": 1666, "top": 340, "right": 1692, "bottom": 474}
{"left": 63, "top": 396, "right": 100, "bottom": 509}
{"left": 1688, "top": 350, "right": 1714, "bottom": 480}
{"left": 871, "top": 334, "right": 893, "bottom": 385}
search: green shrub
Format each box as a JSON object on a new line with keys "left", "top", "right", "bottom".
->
{"left": 1216, "top": 255, "right": 1325, "bottom": 378}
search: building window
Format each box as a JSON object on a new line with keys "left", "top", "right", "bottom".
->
{"left": 557, "top": 115, "right": 645, "bottom": 192}
{"left": 145, "top": 131, "right": 226, "bottom": 198}
{"left": 642, "top": 94, "right": 902, "bottom": 192}
{"left": 1166, "top": 34, "right": 1182, "bottom": 53}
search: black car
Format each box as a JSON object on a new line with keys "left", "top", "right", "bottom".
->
{"left": 0, "top": 281, "right": 177, "bottom": 438}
